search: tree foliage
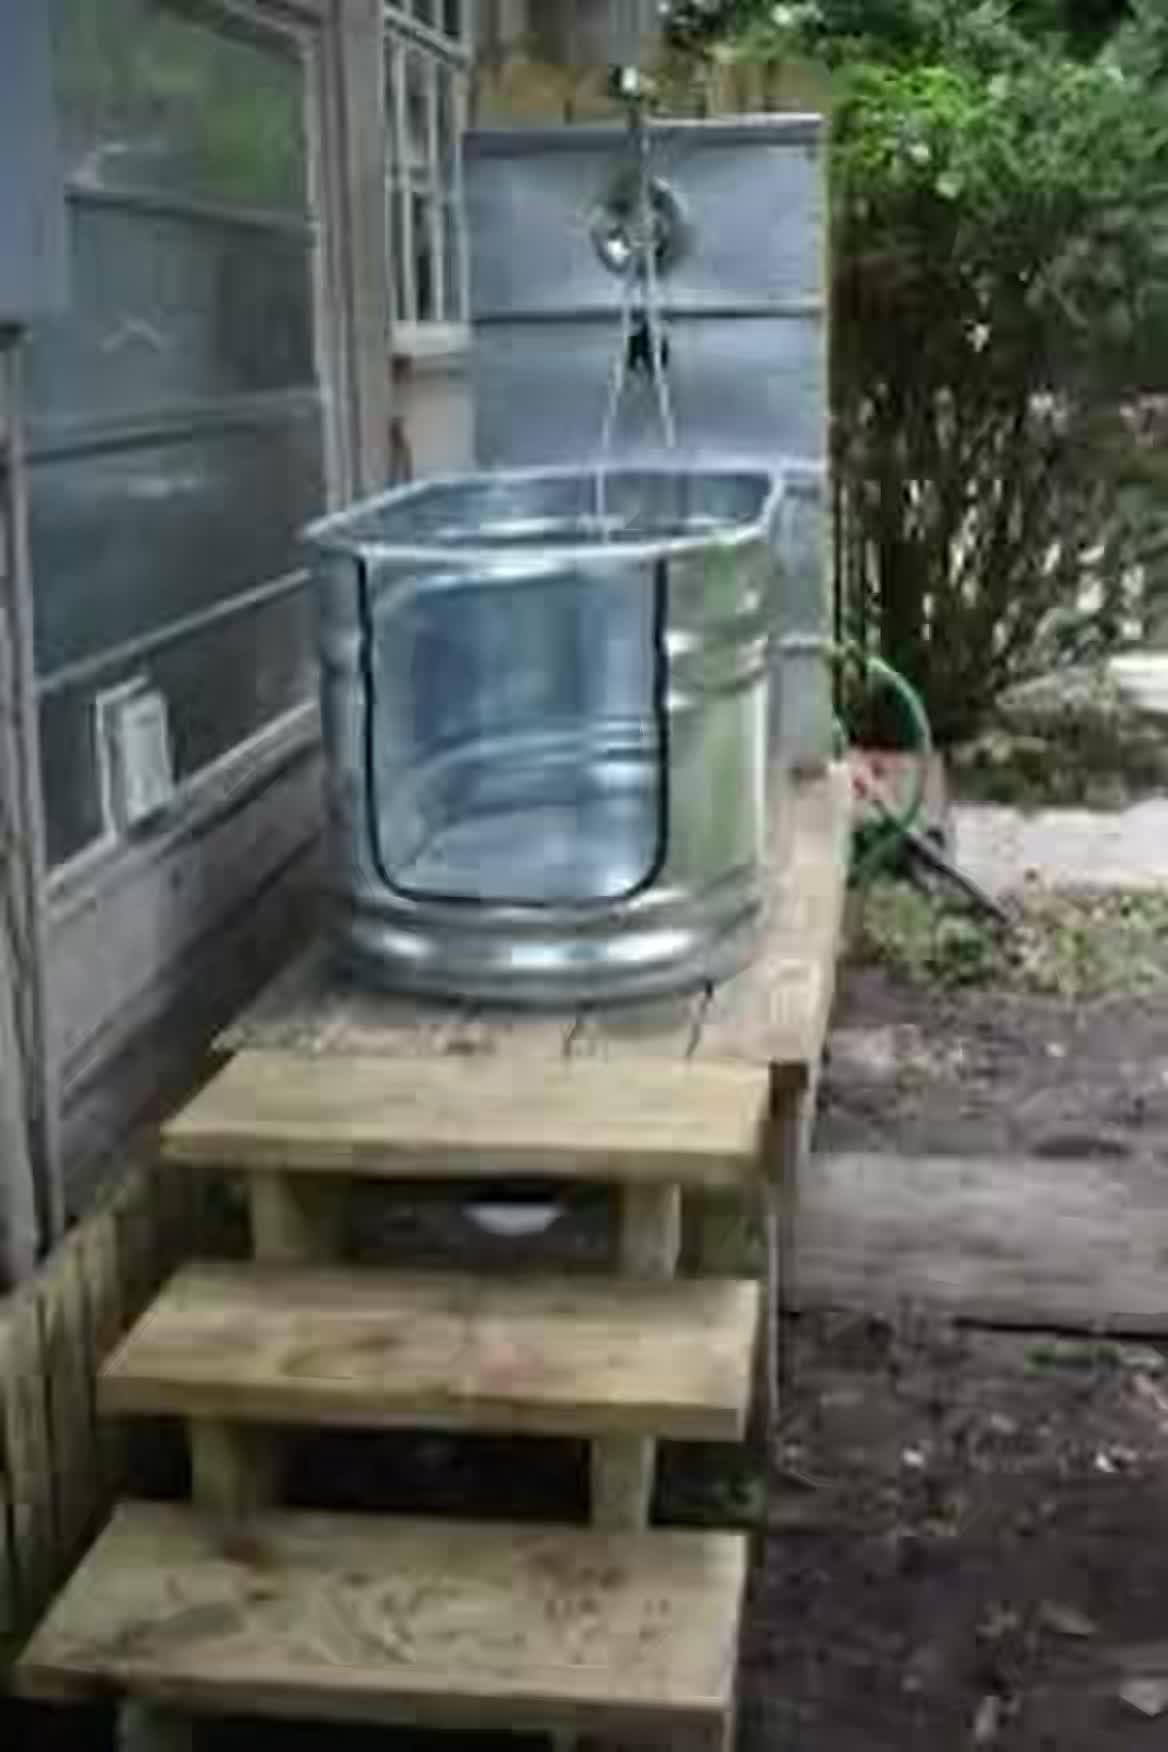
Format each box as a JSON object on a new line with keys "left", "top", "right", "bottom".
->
{"left": 669, "top": 0, "right": 1168, "bottom": 742}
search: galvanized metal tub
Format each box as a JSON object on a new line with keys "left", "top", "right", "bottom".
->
{"left": 306, "top": 463, "right": 784, "bottom": 1005}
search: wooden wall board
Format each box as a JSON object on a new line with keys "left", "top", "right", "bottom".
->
{"left": 0, "top": 1157, "right": 184, "bottom": 1646}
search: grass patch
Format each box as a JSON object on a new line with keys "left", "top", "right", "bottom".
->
{"left": 854, "top": 879, "right": 1168, "bottom": 1000}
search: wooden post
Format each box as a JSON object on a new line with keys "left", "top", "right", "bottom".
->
{"left": 116, "top": 1703, "right": 195, "bottom": 1752}
{"left": 319, "top": 0, "right": 393, "bottom": 497}
{"left": 189, "top": 1419, "right": 278, "bottom": 1520}
{"left": 590, "top": 1184, "right": 681, "bottom": 1530}
{"left": 249, "top": 1170, "right": 342, "bottom": 1264}
{"left": 0, "top": 339, "right": 61, "bottom": 1282}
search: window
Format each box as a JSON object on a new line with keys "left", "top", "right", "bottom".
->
{"left": 28, "top": 0, "right": 330, "bottom": 870}
{"left": 385, "top": 2, "right": 470, "bottom": 348}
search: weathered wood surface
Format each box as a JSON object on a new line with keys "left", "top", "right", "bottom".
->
{"left": 0, "top": 1157, "right": 190, "bottom": 1648}
{"left": 17, "top": 1501, "right": 747, "bottom": 1748}
{"left": 102, "top": 1263, "right": 758, "bottom": 1444}
{"left": 701, "top": 764, "right": 852, "bottom": 1071}
{"left": 795, "top": 1152, "right": 1168, "bottom": 1334}
{"left": 592, "top": 1184, "right": 686, "bottom": 1530}
{"left": 248, "top": 1172, "right": 343, "bottom": 1266}
{"left": 162, "top": 1052, "right": 772, "bottom": 1191}
{"left": 217, "top": 767, "right": 852, "bottom": 1078}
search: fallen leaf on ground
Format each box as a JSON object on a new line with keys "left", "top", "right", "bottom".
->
{"left": 1131, "top": 1372, "right": 1168, "bottom": 1430}
{"left": 973, "top": 1694, "right": 1001, "bottom": 1744}
{"left": 1119, "top": 1677, "right": 1168, "bottom": 1718}
{"left": 1039, "top": 1601, "right": 1097, "bottom": 1639}
{"left": 979, "top": 1605, "right": 1020, "bottom": 1643}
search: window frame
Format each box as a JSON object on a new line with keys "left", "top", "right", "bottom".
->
{"left": 385, "top": 3, "right": 470, "bottom": 354}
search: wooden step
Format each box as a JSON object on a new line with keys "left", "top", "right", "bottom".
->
{"left": 101, "top": 1263, "right": 761, "bottom": 1441}
{"left": 162, "top": 1050, "right": 771, "bottom": 1188}
{"left": 17, "top": 1501, "right": 746, "bottom": 1748}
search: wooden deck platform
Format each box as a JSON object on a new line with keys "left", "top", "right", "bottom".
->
{"left": 218, "top": 767, "right": 852, "bottom": 1079}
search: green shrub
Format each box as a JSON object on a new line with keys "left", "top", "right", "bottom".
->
{"left": 670, "top": 0, "right": 1168, "bottom": 744}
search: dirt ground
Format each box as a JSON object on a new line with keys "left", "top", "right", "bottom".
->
{"left": 743, "top": 957, "right": 1168, "bottom": 1751}
{"left": 18, "top": 942, "right": 1168, "bottom": 1752}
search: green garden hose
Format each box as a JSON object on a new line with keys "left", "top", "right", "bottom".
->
{"left": 783, "top": 636, "right": 935, "bottom": 882}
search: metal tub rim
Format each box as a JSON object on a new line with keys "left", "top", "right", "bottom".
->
{"left": 303, "top": 461, "right": 786, "bottom": 571}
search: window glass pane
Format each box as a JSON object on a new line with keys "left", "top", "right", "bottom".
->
{"left": 405, "top": 48, "right": 429, "bottom": 184}
{"left": 443, "top": 198, "right": 465, "bottom": 322}
{"left": 50, "top": 0, "right": 307, "bottom": 212}
{"left": 24, "top": 204, "right": 317, "bottom": 428}
{"left": 28, "top": 409, "right": 324, "bottom": 676}
{"left": 413, "top": 193, "right": 434, "bottom": 320}
{"left": 437, "top": 66, "right": 458, "bottom": 198}
{"left": 32, "top": 0, "right": 326, "bottom": 868}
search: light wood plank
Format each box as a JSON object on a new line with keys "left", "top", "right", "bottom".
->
{"left": 162, "top": 1053, "right": 771, "bottom": 1190}
{"left": 796, "top": 1152, "right": 1168, "bottom": 1333}
{"left": 214, "top": 945, "right": 474, "bottom": 1059}
{"left": 699, "top": 763, "right": 852, "bottom": 1070}
{"left": 443, "top": 1006, "right": 577, "bottom": 1061}
{"left": 101, "top": 1265, "right": 759, "bottom": 1444}
{"left": 16, "top": 1501, "right": 747, "bottom": 1748}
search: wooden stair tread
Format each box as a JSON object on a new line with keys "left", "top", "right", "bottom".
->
{"left": 17, "top": 1501, "right": 747, "bottom": 1740}
{"left": 162, "top": 1050, "right": 771, "bottom": 1188}
{"left": 101, "top": 1263, "right": 761, "bottom": 1441}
